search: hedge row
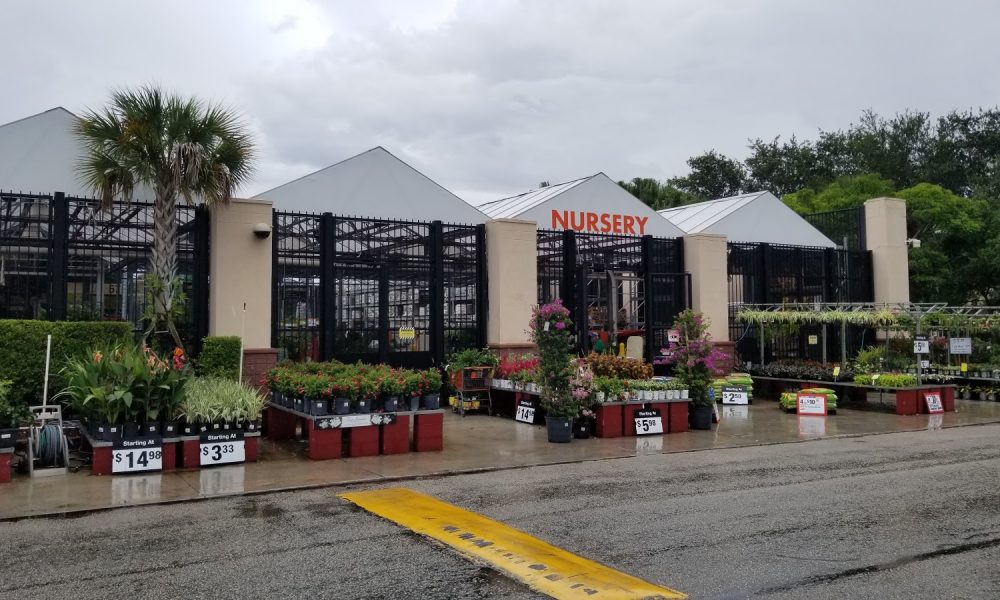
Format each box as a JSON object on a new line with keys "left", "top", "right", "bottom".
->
{"left": 197, "top": 336, "right": 242, "bottom": 381}
{"left": 0, "top": 320, "right": 132, "bottom": 407}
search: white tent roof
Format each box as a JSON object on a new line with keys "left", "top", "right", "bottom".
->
{"left": 255, "top": 146, "right": 487, "bottom": 223}
{"left": 658, "top": 191, "right": 836, "bottom": 247}
{"left": 480, "top": 173, "right": 685, "bottom": 237}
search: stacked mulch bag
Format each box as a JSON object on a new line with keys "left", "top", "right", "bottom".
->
{"left": 779, "top": 387, "right": 838, "bottom": 413}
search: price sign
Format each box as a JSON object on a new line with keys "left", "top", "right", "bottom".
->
{"left": 807, "top": 335, "right": 818, "bottom": 345}
{"left": 199, "top": 431, "right": 246, "bottom": 466}
{"left": 721, "top": 385, "right": 748, "bottom": 405}
{"left": 634, "top": 408, "right": 663, "bottom": 435}
{"left": 515, "top": 400, "right": 536, "bottom": 424}
{"left": 924, "top": 393, "right": 944, "bottom": 414}
{"left": 796, "top": 393, "right": 827, "bottom": 416}
{"left": 833, "top": 366, "right": 841, "bottom": 378}
{"left": 112, "top": 436, "right": 163, "bottom": 474}
{"left": 667, "top": 329, "right": 680, "bottom": 343}
{"left": 913, "top": 335, "right": 930, "bottom": 355}
{"left": 950, "top": 337, "right": 972, "bottom": 355}
{"left": 920, "top": 360, "right": 930, "bottom": 369}
{"left": 961, "top": 363, "right": 968, "bottom": 373}
{"left": 398, "top": 327, "right": 416, "bottom": 341}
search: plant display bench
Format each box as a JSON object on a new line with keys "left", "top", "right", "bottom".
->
{"left": 266, "top": 402, "right": 445, "bottom": 459}
{"left": 80, "top": 428, "right": 180, "bottom": 477}
{"left": 179, "top": 431, "right": 261, "bottom": 469}
{"left": 623, "top": 399, "right": 690, "bottom": 436}
{"left": 754, "top": 376, "right": 956, "bottom": 415}
{"left": 0, "top": 447, "right": 12, "bottom": 483}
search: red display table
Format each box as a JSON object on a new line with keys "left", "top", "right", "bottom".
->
{"left": 594, "top": 403, "right": 624, "bottom": 438}
{"left": 0, "top": 448, "right": 12, "bottom": 484}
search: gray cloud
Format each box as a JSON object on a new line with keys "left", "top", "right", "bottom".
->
{"left": 3, "top": 0, "right": 999, "bottom": 204}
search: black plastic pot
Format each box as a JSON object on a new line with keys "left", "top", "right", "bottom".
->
{"left": 333, "top": 398, "right": 351, "bottom": 415}
{"left": 383, "top": 396, "right": 400, "bottom": 412}
{"left": 0, "top": 428, "right": 16, "bottom": 449}
{"left": 272, "top": 390, "right": 283, "bottom": 406}
{"left": 293, "top": 397, "right": 305, "bottom": 413}
{"left": 309, "top": 399, "right": 329, "bottom": 416}
{"left": 244, "top": 419, "right": 260, "bottom": 432}
{"left": 572, "top": 419, "right": 592, "bottom": 439}
{"left": 143, "top": 422, "right": 160, "bottom": 437}
{"left": 545, "top": 417, "right": 573, "bottom": 443}
{"left": 422, "top": 393, "right": 441, "bottom": 410}
{"left": 408, "top": 395, "right": 421, "bottom": 412}
{"left": 355, "top": 399, "right": 371, "bottom": 414}
{"left": 181, "top": 421, "right": 197, "bottom": 437}
{"left": 690, "top": 404, "right": 713, "bottom": 430}
{"left": 161, "top": 421, "right": 178, "bottom": 437}
{"left": 124, "top": 422, "right": 142, "bottom": 438}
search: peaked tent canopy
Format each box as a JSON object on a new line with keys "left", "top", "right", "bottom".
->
{"left": 480, "top": 173, "right": 685, "bottom": 237}
{"left": 255, "top": 146, "right": 487, "bottom": 223}
{"left": 658, "top": 191, "right": 836, "bottom": 247}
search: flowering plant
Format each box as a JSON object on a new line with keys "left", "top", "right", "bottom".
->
{"left": 658, "top": 310, "right": 728, "bottom": 407}
{"left": 529, "top": 300, "right": 579, "bottom": 418}
{"left": 569, "top": 358, "right": 594, "bottom": 403}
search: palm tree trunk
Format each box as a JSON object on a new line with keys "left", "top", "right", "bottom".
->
{"left": 148, "top": 190, "right": 183, "bottom": 350}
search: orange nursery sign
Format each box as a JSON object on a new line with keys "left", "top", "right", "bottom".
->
{"left": 550, "top": 210, "right": 649, "bottom": 235}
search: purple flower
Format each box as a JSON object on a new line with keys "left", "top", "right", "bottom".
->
{"left": 555, "top": 321, "right": 566, "bottom": 330}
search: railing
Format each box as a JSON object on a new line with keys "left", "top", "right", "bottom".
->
{"left": 803, "top": 206, "right": 866, "bottom": 251}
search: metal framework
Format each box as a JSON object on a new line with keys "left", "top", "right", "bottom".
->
{"left": 271, "top": 210, "right": 485, "bottom": 368}
{"left": 0, "top": 191, "right": 209, "bottom": 349}
{"left": 802, "top": 206, "right": 867, "bottom": 251}
{"left": 536, "top": 229, "right": 690, "bottom": 362}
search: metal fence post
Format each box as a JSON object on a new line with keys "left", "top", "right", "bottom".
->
{"left": 191, "top": 205, "right": 210, "bottom": 354}
{"left": 562, "top": 228, "right": 577, "bottom": 318}
{"left": 641, "top": 234, "right": 655, "bottom": 363}
{"left": 270, "top": 209, "right": 279, "bottom": 349}
{"left": 430, "top": 220, "right": 445, "bottom": 366}
{"left": 49, "top": 192, "right": 68, "bottom": 321}
{"left": 475, "top": 224, "right": 488, "bottom": 353}
{"left": 319, "top": 213, "right": 336, "bottom": 361}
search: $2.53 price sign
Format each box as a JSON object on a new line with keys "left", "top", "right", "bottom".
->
{"left": 634, "top": 408, "right": 663, "bottom": 435}
{"left": 721, "top": 385, "right": 748, "bottom": 405}
{"left": 515, "top": 400, "right": 535, "bottom": 424}
{"left": 112, "top": 436, "right": 163, "bottom": 474}
{"left": 200, "top": 431, "right": 246, "bottom": 466}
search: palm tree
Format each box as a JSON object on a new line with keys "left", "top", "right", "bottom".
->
{"left": 76, "top": 85, "right": 254, "bottom": 349}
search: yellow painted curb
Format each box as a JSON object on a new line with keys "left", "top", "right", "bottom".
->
{"left": 340, "top": 488, "right": 685, "bottom": 599}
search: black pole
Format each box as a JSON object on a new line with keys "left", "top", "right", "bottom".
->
{"left": 49, "top": 192, "right": 68, "bottom": 321}
{"left": 641, "top": 234, "right": 655, "bottom": 364}
{"left": 475, "top": 224, "right": 488, "bottom": 352}
{"left": 430, "top": 220, "right": 445, "bottom": 366}
{"left": 270, "top": 209, "right": 279, "bottom": 349}
{"left": 191, "top": 205, "right": 210, "bottom": 355}
{"left": 319, "top": 213, "right": 336, "bottom": 361}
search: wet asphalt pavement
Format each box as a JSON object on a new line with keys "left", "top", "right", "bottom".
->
{"left": 2, "top": 423, "right": 1000, "bottom": 599}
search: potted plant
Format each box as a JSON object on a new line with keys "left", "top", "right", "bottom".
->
{"left": 660, "top": 310, "right": 728, "bottom": 430}
{"left": 0, "top": 380, "right": 29, "bottom": 449}
{"left": 574, "top": 407, "right": 594, "bottom": 439}
{"left": 530, "top": 299, "right": 579, "bottom": 443}
{"left": 422, "top": 368, "right": 443, "bottom": 409}
{"left": 380, "top": 373, "right": 404, "bottom": 412}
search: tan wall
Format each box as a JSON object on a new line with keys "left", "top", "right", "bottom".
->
{"left": 209, "top": 198, "right": 273, "bottom": 349}
{"left": 486, "top": 219, "right": 538, "bottom": 351}
{"left": 683, "top": 233, "right": 730, "bottom": 342}
{"left": 864, "top": 197, "right": 910, "bottom": 304}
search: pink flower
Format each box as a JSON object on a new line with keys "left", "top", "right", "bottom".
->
{"left": 555, "top": 321, "right": 566, "bottom": 330}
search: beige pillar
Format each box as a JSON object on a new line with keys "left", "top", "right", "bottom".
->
{"left": 683, "top": 233, "right": 730, "bottom": 343}
{"left": 864, "top": 197, "right": 910, "bottom": 304}
{"left": 209, "top": 198, "right": 273, "bottom": 350}
{"left": 486, "top": 219, "right": 538, "bottom": 355}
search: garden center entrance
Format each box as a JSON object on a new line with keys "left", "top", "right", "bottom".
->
{"left": 537, "top": 230, "right": 690, "bottom": 361}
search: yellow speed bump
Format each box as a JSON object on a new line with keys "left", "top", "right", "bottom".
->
{"left": 340, "top": 488, "right": 685, "bottom": 600}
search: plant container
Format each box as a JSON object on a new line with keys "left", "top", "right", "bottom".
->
{"left": 272, "top": 390, "right": 283, "bottom": 406}
{"left": 545, "top": 417, "right": 573, "bottom": 443}
{"left": 355, "top": 399, "right": 371, "bottom": 414}
{"left": 681, "top": 390, "right": 689, "bottom": 399}
{"left": 572, "top": 419, "right": 592, "bottom": 439}
{"left": 383, "top": 396, "right": 401, "bottom": 412}
{"left": 0, "top": 429, "right": 16, "bottom": 449}
{"left": 689, "top": 404, "right": 713, "bottom": 430}
{"left": 309, "top": 399, "right": 329, "bottom": 416}
{"left": 161, "top": 421, "right": 178, "bottom": 437}
{"left": 408, "top": 396, "right": 421, "bottom": 412}
{"left": 333, "top": 398, "right": 351, "bottom": 415}
{"left": 143, "top": 422, "right": 160, "bottom": 436}
{"left": 124, "top": 422, "right": 142, "bottom": 438}
{"left": 422, "top": 393, "right": 441, "bottom": 410}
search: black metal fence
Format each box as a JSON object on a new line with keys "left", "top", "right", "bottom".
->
{"left": 0, "top": 191, "right": 209, "bottom": 349}
{"left": 803, "top": 206, "right": 867, "bottom": 251}
{"left": 727, "top": 242, "right": 874, "bottom": 364}
{"left": 537, "top": 230, "right": 690, "bottom": 362}
{"left": 271, "top": 211, "right": 485, "bottom": 368}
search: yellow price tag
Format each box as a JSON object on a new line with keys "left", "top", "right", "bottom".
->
{"left": 833, "top": 366, "right": 841, "bottom": 377}
{"left": 961, "top": 363, "right": 968, "bottom": 373}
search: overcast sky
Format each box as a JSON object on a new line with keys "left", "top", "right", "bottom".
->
{"left": 4, "top": 0, "right": 999, "bottom": 204}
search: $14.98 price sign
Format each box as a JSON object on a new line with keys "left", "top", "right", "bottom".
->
{"left": 634, "top": 408, "right": 663, "bottom": 435}
{"left": 199, "top": 431, "right": 246, "bottom": 466}
{"left": 515, "top": 400, "right": 535, "bottom": 424}
{"left": 112, "top": 436, "right": 163, "bottom": 474}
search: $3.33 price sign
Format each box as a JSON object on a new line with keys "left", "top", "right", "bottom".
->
{"left": 112, "top": 437, "right": 163, "bottom": 474}
{"left": 515, "top": 401, "right": 535, "bottom": 424}
{"left": 199, "top": 432, "right": 246, "bottom": 466}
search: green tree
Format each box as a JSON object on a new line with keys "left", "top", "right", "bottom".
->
{"left": 76, "top": 86, "right": 255, "bottom": 349}
{"left": 668, "top": 150, "right": 747, "bottom": 199}
{"left": 782, "top": 173, "right": 895, "bottom": 214}
{"left": 618, "top": 177, "right": 700, "bottom": 210}
{"left": 745, "top": 135, "right": 829, "bottom": 196}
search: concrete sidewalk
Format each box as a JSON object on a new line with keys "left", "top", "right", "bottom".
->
{"left": 3, "top": 398, "right": 1000, "bottom": 520}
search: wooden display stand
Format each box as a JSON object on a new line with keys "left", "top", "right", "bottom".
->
{"left": 593, "top": 403, "right": 624, "bottom": 438}
{"left": 0, "top": 448, "right": 12, "bottom": 484}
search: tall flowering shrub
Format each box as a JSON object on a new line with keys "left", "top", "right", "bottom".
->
{"left": 529, "top": 299, "right": 579, "bottom": 418}
{"left": 660, "top": 310, "right": 728, "bottom": 407}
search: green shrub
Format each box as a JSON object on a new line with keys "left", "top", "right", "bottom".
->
{"left": 0, "top": 320, "right": 131, "bottom": 407}
{"left": 197, "top": 336, "right": 242, "bottom": 380}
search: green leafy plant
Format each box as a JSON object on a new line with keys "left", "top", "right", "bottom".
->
{"left": 529, "top": 300, "right": 579, "bottom": 418}
{"left": 660, "top": 310, "right": 728, "bottom": 407}
{"left": 181, "top": 377, "right": 267, "bottom": 425}
{"left": 197, "top": 336, "right": 242, "bottom": 380}
{"left": 0, "top": 380, "right": 31, "bottom": 428}
{"left": 447, "top": 348, "right": 499, "bottom": 373}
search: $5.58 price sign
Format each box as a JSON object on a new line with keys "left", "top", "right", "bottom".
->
{"left": 112, "top": 436, "right": 163, "bottom": 474}
{"left": 515, "top": 400, "right": 536, "bottom": 424}
{"left": 634, "top": 408, "right": 663, "bottom": 435}
{"left": 199, "top": 431, "right": 246, "bottom": 466}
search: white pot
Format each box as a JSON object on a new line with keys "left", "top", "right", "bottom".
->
{"left": 595, "top": 391, "right": 606, "bottom": 403}
{"left": 681, "top": 389, "right": 689, "bottom": 399}
{"left": 642, "top": 390, "right": 652, "bottom": 401}
{"left": 658, "top": 390, "right": 667, "bottom": 400}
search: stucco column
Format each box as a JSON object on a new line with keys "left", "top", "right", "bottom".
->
{"left": 683, "top": 233, "right": 730, "bottom": 343}
{"left": 209, "top": 198, "right": 276, "bottom": 384}
{"left": 864, "top": 197, "right": 910, "bottom": 305}
{"left": 486, "top": 219, "right": 537, "bottom": 355}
